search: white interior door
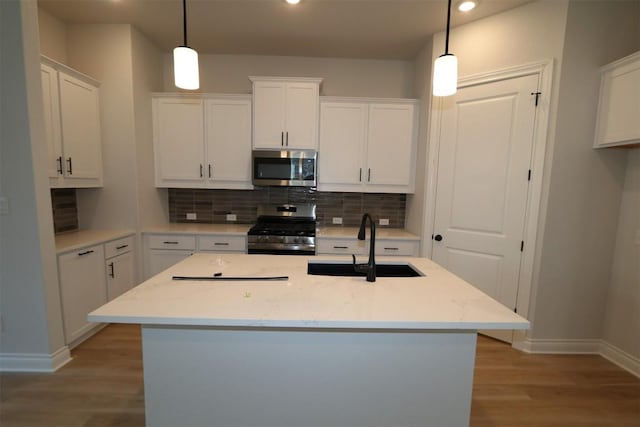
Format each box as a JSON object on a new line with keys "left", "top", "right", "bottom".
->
{"left": 432, "top": 74, "right": 539, "bottom": 342}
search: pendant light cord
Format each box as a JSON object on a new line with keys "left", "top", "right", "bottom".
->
{"left": 182, "top": 0, "right": 188, "bottom": 47}
{"left": 444, "top": 0, "right": 452, "bottom": 54}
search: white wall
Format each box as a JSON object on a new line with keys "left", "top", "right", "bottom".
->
{"left": 163, "top": 53, "right": 415, "bottom": 98}
{"left": 404, "top": 42, "right": 433, "bottom": 242}
{"left": 530, "top": 1, "right": 639, "bottom": 342}
{"left": 131, "top": 28, "right": 167, "bottom": 229}
{"left": 0, "top": 0, "right": 66, "bottom": 365}
{"left": 602, "top": 151, "right": 640, "bottom": 358}
{"left": 37, "top": 6, "right": 66, "bottom": 64}
{"left": 65, "top": 25, "right": 140, "bottom": 231}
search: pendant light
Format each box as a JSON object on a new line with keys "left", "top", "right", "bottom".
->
{"left": 433, "top": 0, "right": 458, "bottom": 97}
{"left": 174, "top": 0, "right": 199, "bottom": 90}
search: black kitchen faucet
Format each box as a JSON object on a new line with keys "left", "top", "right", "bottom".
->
{"left": 352, "top": 213, "right": 376, "bottom": 282}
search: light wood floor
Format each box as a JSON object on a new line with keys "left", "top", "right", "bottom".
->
{"left": 1, "top": 324, "right": 638, "bottom": 427}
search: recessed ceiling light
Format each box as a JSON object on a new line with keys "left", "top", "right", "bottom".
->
{"left": 457, "top": 1, "right": 478, "bottom": 12}
{"left": 286, "top": 0, "right": 301, "bottom": 4}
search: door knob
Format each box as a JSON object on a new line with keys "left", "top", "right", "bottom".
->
{"left": 433, "top": 234, "right": 443, "bottom": 242}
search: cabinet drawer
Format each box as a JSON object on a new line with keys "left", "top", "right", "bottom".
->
{"left": 198, "top": 235, "right": 246, "bottom": 252}
{"left": 317, "top": 238, "right": 366, "bottom": 255}
{"left": 147, "top": 234, "right": 196, "bottom": 250}
{"left": 105, "top": 235, "right": 134, "bottom": 258}
{"left": 376, "top": 240, "right": 419, "bottom": 256}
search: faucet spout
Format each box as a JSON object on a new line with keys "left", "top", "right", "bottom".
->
{"left": 352, "top": 213, "right": 376, "bottom": 282}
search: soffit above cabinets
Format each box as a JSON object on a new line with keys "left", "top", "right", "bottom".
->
{"left": 37, "top": 0, "right": 533, "bottom": 60}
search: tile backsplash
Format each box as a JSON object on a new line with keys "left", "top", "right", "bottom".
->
{"left": 51, "top": 188, "right": 79, "bottom": 233}
{"left": 168, "top": 188, "right": 406, "bottom": 228}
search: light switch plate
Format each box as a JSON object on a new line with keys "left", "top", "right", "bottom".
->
{"left": 379, "top": 218, "right": 389, "bottom": 226}
{"left": 226, "top": 214, "right": 237, "bottom": 222}
{"left": 186, "top": 213, "right": 197, "bottom": 220}
{"left": 332, "top": 217, "right": 343, "bottom": 225}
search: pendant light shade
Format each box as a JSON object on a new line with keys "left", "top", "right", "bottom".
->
{"left": 174, "top": 46, "right": 199, "bottom": 90}
{"left": 174, "top": 0, "right": 199, "bottom": 90}
{"left": 433, "top": 53, "right": 458, "bottom": 97}
{"left": 433, "top": 0, "right": 457, "bottom": 97}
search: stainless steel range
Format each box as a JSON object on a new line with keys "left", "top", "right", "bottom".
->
{"left": 247, "top": 204, "right": 316, "bottom": 255}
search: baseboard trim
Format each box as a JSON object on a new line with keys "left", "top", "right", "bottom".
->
{"left": 514, "top": 337, "right": 639, "bottom": 378}
{"left": 515, "top": 337, "right": 601, "bottom": 354}
{"left": 600, "top": 340, "right": 640, "bottom": 378}
{"left": 0, "top": 345, "right": 72, "bottom": 373}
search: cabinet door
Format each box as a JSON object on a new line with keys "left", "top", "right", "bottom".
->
{"left": 58, "top": 71, "right": 102, "bottom": 180}
{"left": 58, "top": 245, "right": 107, "bottom": 343}
{"left": 252, "top": 82, "right": 286, "bottom": 149}
{"left": 594, "top": 52, "right": 640, "bottom": 148}
{"left": 147, "top": 249, "right": 193, "bottom": 279}
{"left": 284, "top": 82, "right": 319, "bottom": 149}
{"left": 106, "top": 251, "right": 136, "bottom": 301}
{"left": 153, "top": 98, "right": 205, "bottom": 185}
{"left": 205, "top": 99, "right": 253, "bottom": 189}
{"left": 41, "top": 64, "right": 63, "bottom": 179}
{"left": 366, "top": 103, "right": 416, "bottom": 191}
{"left": 318, "top": 102, "right": 367, "bottom": 191}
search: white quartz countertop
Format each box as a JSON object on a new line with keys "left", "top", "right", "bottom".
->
{"left": 55, "top": 229, "right": 134, "bottom": 254}
{"left": 89, "top": 253, "right": 529, "bottom": 331}
{"left": 143, "top": 223, "right": 251, "bottom": 235}
{"left": 317, "top": 227, "right": 419, "bottom": 240}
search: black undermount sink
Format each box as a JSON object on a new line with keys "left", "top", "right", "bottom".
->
{"left": 307, "top": 262, "right": 423, "bottom": 278}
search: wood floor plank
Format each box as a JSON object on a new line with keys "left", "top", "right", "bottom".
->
{"left": 1, "top": 324, "right": 638, "bottom": 426}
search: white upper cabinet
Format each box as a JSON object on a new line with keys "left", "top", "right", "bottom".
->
{"left": 594, "top": 51, "right": 640, "bottom": 148}
{"left": 250, "top": 77, "right": 322, "bottom": 150}
{"left": 153, "top": 97, "right": 205, "bottom": 184}
{"left": 318, "top": 98, "right": 418, "bottom": 193}
{"left": 42, "top": 57, "right": 103, "bottom": 188}
{"left": 205, "top": 98, "right": 253, "bottom": 188}
{"left": 153, "top": 94, "right": 253, "bottom": 189}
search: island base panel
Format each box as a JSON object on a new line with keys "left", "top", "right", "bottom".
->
{"left": 142, "top": 326, "right": 477, "bottom": 427}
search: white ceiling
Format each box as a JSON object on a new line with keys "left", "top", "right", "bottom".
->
{"left": 37, "top": 0, "right": 534, "bottom": 60}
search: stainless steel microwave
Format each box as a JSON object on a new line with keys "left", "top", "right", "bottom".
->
{"left": 252, "top": 150, "right": 317, "bottom": 187}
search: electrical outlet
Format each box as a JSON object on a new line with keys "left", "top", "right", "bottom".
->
{"left": 226, "top": 214, "right": 237, "bottom": 222}
{"left": 332, "top": 217, "right": 343, "bottom": 225}
{"left": 186, "top": 213, "right": 197, "bottom": 220}
{"left": 379, "top": 218, "right": 389, "bottom": 226}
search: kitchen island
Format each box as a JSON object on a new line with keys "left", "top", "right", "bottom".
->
{"left": 89, "top": 253, "right": 528, "bottom": 427}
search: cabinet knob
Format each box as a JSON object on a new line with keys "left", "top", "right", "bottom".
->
{"left": 433, "top": 234, "right": 443, "bottom": 242}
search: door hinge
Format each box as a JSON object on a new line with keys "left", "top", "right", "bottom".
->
{"left": 531, "top": 91, "right": 542, "bottom": 106}
{"left": 528, "top": 169, "right": 532, "bottom": 181}
{"left": 520, "top": 241, "right": 524, "bottom": 252}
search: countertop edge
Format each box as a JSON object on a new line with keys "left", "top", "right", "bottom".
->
{"left": 55, "top": 229, "right": 135, "bottom": 254}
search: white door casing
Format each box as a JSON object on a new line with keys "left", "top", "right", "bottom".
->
{"left": 424, "top": 61, "right": 554, "bottom": 345}
{"left": 432, "top": 73, "right": 539, "bottom": 315}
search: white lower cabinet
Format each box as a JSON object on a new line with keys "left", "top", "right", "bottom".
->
{"left": 57, "top": 234, "right": 137, "bottom": 346}
{"left": 105, "top": 236, "right": 136, "bottom": 301}
{"left": 144, "top": 233, "right": 248, "bottom": 279}
{"left": 317, "top": 237, "right": 419, "bottom": 257}
{"left": 58, "top": 244, "right": 107, "bottom": 344}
